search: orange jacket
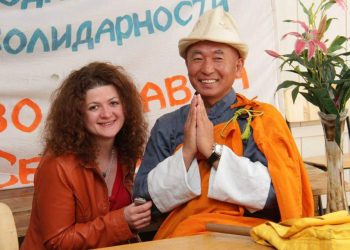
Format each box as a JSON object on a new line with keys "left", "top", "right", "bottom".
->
{"left": 21, "top": 153, "right": 135, "bottom": 250}
{"left": 155, "top": 94, "right": 314, "bottom": 239}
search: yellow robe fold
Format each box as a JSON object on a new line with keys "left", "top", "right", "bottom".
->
{"left": 251, "top": 210, "right": 350, "bottom": 250}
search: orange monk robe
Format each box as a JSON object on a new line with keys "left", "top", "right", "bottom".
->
{"left": 154, "top": 94, "right": 314, "bottom": 239}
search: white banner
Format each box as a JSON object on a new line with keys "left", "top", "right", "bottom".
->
{"left": 0, "top": 0, "right": 279, "bottom": 189}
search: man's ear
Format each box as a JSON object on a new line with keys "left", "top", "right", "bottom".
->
{"left": 235, "top": 58, "right": 244, "bottom": 78}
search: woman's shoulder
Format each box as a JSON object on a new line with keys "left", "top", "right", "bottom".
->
{"left": 33, "top": 152, "right": 85, "bottom": 191}
{"left": 37, "top": 152, "right": 82, "bottom": 174}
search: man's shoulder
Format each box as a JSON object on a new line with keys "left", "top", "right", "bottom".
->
{"left": 236, "top": 94, "right": 281, "bottom": 116}
{"left": 156, "top": 104, "right": 190, "bottom": 125}
{"left": 236, "top": 94, "right": 284, "bottom": 121}
{"left": 255, "top": 100, "right": 279, "bottom": 112}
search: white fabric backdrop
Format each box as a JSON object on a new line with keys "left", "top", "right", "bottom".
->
{"left": 0, "top": 0, "right": 279, "bottom": 189}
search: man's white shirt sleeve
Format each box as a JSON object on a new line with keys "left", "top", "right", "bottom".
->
{"left": 208, "top": 145, "right": 271, "bottom": 212}
{"left": 147, "top": 148, "right": 201, "bottom": 213}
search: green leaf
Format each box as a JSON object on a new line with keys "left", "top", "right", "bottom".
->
{"left": 340, "top": 68, "right": 350, "bottom": 79}
{"left": 276, "top": 80, "right": 302, "bottom": 92}
{"left": 335, "top": 117, "right": 342, "bottom": 148}
{"left": 285, "top": 69, "right": 311, "bottom": 79}
{"left": 313, "top": 88, "right": 338, "bottom": 115}
{"left": 336, "top": 75, "right": 350, "bottom": 111}
{"left": 340, "top": 87, "right": 350, "bottom": 111}
{"left": 276, "top": 80, "right": 301, "bottom": 92}
{"left": 291, "top": 86, "right": 300, "bottom": 103}
{"left": 333, "top": 70, "right": 350, "bottom": 105}
{"left": 328, "top": 36, "right": 348, "bottom": 53}
{"left": 299, "top": 0, "right": 311, "bottom": 20}
{"left": 319, "top": 113, "right": 344, "bottom": 148}
{"left": 324, "top": 18, "right": 335, "bottom": 33}
{"left": 322, "top": 2, "right": 335, "bottom": 12}
{"left": 300, "top": 92, "right": 320, "bottom": 107}
{"left": 335, "top": 51, "right": 350, "bottom": 57}
{"left": 323, "top": 63, "right": 336, "bottom": 82}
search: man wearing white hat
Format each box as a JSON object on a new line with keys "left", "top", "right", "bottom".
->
{"left": 134, "top": 7, "right": 314, "bottom": 239}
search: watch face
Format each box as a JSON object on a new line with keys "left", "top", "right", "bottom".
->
{"left": 207, "top": 144, "right": 223, "bottom": 166}
{"left": 214, "top": 144, "right": 222, "bottom": 156}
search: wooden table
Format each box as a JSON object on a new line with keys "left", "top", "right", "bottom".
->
{"left": 96, "top": 232, "right": 272, "bottom": 250}
{"left": 304, "top": 153, "right": 350, "bottom": 171}
{"left": 305, "top": 164, "right": 350, "bottom": 215}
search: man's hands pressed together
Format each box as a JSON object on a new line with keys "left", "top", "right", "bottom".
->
{"left": 183, "top": 94, "right": 215, "bottom": 170}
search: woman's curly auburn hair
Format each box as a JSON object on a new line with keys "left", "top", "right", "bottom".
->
{"left": 44, "top": 62, "right": 148, "bottom": 169}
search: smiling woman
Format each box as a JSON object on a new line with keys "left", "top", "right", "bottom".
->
{"left": 84, "top": 85, "right": 125, "bottom": 145}
{"left": 83, "top": 85, "right": 126, "bottom": 194}
{"left": 20, "top": 62, "right": 153, "bottom": 250}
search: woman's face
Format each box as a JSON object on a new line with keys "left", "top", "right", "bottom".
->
{"left": 83, "top": 85, "right": 125, "bottom": 144}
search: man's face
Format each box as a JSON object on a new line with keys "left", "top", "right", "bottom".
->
{"left": 185, "top": 41, "right": 244, "bottom": 107}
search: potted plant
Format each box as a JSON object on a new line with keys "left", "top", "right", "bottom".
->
{"left": 266, "top": 0, "right": 350, "bottom": 213}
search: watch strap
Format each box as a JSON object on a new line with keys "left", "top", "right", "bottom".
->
{"left": 206, "top": 143, "right": 222, "bottom": 166}
{"left": 207, "top": 152, "right": 220, "bottom": 166}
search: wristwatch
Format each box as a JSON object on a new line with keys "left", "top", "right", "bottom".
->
{"left": 206, "top": 143, "right": 223, "bottom": 166}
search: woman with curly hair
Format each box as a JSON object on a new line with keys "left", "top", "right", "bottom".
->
{"left": 21, "top": 62, "right": 152, "bottom": 250}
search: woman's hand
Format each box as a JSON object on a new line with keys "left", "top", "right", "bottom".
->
{"left": 124, "top": 201, "right": 152, "bottom": 231}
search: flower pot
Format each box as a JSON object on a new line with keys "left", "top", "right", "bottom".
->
{"left": 318, "top": 110, "right": 349, "bottom": 213}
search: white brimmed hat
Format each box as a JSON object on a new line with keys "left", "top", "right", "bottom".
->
{"left": 178, "top": 7, "right": 248, "bottom": 59}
